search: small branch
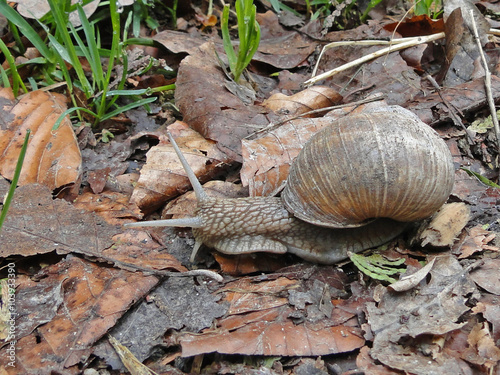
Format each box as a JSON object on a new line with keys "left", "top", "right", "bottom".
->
{"left": 304, "top": 32, "right": 445, "bottom": 86}
{"left": 245, "top": 94, "right": 385, "bottom": 141}
{"left": 469, "top": 10, "right": 500, "bottom": 159}
{"left": 424, "top": 74, "right": 475, "bottom": 144}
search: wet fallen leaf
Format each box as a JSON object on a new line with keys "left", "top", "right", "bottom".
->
{"left": 0, "top": 256, "right": 158, "bottom": 374}
{"left": 0, "top": 88, "right": 81, "bottom": 190}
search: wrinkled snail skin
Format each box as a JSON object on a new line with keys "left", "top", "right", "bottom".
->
{"left": 124, "top": 108, "right": 455, "bottom": 264}
{"left": 191, "top": 196, "right": 408, "bottom": 264}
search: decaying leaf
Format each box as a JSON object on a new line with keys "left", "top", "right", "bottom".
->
{"left": 366, "top": 255, "right": 479, "bottom": 374}
{"left": 388, "top": 257, "right": 436, "bottom": 292}
{"left": 129, "top": 121, "right": 231, "bottom": 212}
{"left": 469, "top": 258, "right": 500, "bottom": 295}
{"left": 262, "top": 86, "right": 342, "bottom": 119}
{"left": 0, "top": 184, "right": 119, "bottom": 258}
{"left": 460, "top": 322, "right": 500, "bottom": 371}
{"left": 0, "top": 257, "right": 158, "bottom": 374}
{"left": 417, "top": 202, "right": 471, "bottom": 247}
{"left": 0, "top": 88, "right": 81, "bottom": 190}
{"left": 108, "top": 335, "right": 158, "bottom": 375}
{"left": 178, "top": 268, "right": 364, "bottom": 357}
{"left": 455, "top": 225, "right": 498, "bottom": 259}
{"left": 174, "top": 42, "right": 272, "bottom": 161}
{"left": 439, "top": 1, "right": 490, "bottom": 86}
{"left": 103, "top": 277, "right": 227, "bottom": 363}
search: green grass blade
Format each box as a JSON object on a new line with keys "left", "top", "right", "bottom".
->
{"left": 76, "top": 4, "right": 105, "bottom": 87}
{"left": 0, "top": 38, "right": 27, "bottom": 94}
{"left": 46, "top": 0, "right": 92, "bottom": 95}
{"left": 0, "top": 129, "right": 31, "bottom": 233}
{"left": 100, "top": 97, "right": 157, "bottom": 121}
{"left": 221, "top": 5, "right": 237, "bottom": 75}
{"left": 0, "top": 0, "right": 52, "bottom": 59}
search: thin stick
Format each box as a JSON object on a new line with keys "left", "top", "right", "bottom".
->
{"left": 469, "top": 10, "right": 500, "bottom": 158}
{"left": 304, "top": 32, "right": 445, "bottom": 86}
{"left": 424, "top": 74, "right": 475, "bottom": 144}
{"left": 244, "top": 94, "right": 385, "bottom": 141}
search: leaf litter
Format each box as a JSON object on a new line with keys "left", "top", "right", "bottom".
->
{"left": 0, "top": 0, "right": 499, "bottom": 374}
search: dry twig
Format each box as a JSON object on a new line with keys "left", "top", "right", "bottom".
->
{"left": 469, "top": 10, "right": 500, "bottom": 159}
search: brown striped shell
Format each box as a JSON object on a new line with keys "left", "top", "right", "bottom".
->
{"left": 281, "top": 110, "right": 455, "bottom": 228}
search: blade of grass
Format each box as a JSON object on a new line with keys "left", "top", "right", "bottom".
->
{"left": 99, "top": 97, "right": 157, "bottom": 121}
{"left": 0, "top": 0, "right": 52, "bottom": 59}
{"left": 0, "top": 66, "right": 10, "bottom": 88}
{"left": 75, "top": 4, "right": 105, "bottom": 88}
{"left": 221, "top": 5, "right": 237, "bottom": 76}
{"left": 0, "top": 38, "right": 27, "bottom": 94}
{"left": 0, "top": 129, "right": 31, "bottom": 233}
{"left": 47, "top": 0, "right": 92, "bottom": 96}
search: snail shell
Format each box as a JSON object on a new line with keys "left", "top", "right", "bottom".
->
{"left": 282, "top": 110, "right": 455, "bottom": 228}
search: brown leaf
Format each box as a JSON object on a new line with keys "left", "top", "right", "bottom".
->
{"left": 262, "top": 86, "right": 342, "bottom": 119}
{"left": 213, "top": 252, "right": 287, "bottom": 275}
{"left": 407, "top": 76, "right": 500, "bottom": 125}
{"left": 367, "top": 255, "right": 478, "bottom": 374}
{"left": 0, "top": 184, "right": 118, "bottom": 257}
{"left": 253, "top": 11, "right": 316, "bottom": 69}
{"left": 461, "top": 322, "right": 500, "bottom": 370}
{"left": 383, "top": 14, "right": 445, "bottom": 36}
{"left": 105, "top": 231, "right": 188, "bottom": 273}
{"left": 129, "top": 121, "right": 231, "bottom": 212}
{"left": 0, "top": 88, "right": 81, "bottom": 190}
{"left": 417, "top": 202, "right": 471, "bottom": 247}
{"left": 455, "top": 226, "right": 498, "bottom": 259}
{"left": 73, "top": 190, "right": 143, "bottom": 225}
{"left": 179, "top": 321, "right": 364, "bottom": 357}
{"left": 470, "top": 259, "right": 500, "bottom": 295}
{"left": 0, "top": 257, "right": 158, "bottom": 373}
{"left": 220, "top": 277, "right": 297, "bottom": 315}
{"left": 438, "top": 4, "right": 490, "bottom": 86}
{"left": 174, "top": 41, "right": 272, "bottom": 161}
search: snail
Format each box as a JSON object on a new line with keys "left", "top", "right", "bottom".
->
{"left": 125, "top": 107, "right": 455, "bottom": 264}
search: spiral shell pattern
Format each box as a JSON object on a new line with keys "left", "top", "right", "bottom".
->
{"left": 282, "top": 110, "right": 455, "bottom": 228}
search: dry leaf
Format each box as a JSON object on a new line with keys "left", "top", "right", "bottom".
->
{"left": 129, "top": 121, "right": 230, "bottom": 212}
{"left": 456, "top": 225, "right": 498, "bottom": 259}
{"left": 0, "top": 184, "right": 118, "bottom": 257}
{"left": 262, "top": 86, "right": 342, "bottom": 119}
{"left": 0, "top": 257, "right": 158, "bottom": 374}
{"left": 0, "top": 88, "right": 81, "bottom": 190}
{"left": 418, "top": 202, "right": 471, "bottom": 247}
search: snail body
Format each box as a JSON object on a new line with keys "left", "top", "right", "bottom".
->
{"left": 125, "top": 108, "right": 454, "bottom": 264}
